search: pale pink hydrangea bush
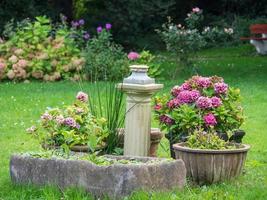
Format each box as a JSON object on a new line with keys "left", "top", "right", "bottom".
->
{"left": 27, "top": 91, "right": 108, "bottom": 150}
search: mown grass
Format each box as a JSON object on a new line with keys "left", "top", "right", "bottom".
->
{"left": 1, "top": 44, "right": 267, "bottom": 199}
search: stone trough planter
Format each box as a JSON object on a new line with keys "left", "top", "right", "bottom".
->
{"left": 173, "top": 142, "right": 250, "bottom": 185}
{"left": 10, "top": 154, "right": 186, "bottom": 199}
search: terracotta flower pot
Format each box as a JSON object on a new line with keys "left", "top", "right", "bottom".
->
{"left": 173, "top": 142, "right": 250, "bottom": 185}
{"left": 118, "top": 128, "right": 163, "bottom": 157}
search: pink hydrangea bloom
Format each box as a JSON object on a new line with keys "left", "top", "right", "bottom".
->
{"left": 154, "top": 104, "right": 162, "bottom": 111}
{"left": 190, "top": 90, "right": 201, "bottom": 101}
{"left": 178, "top": 90, "right": 200, "bottom": 104}
{"left": 167, "top": 98, "right": 180, "bottom": 109}
{"left": 17, "top": 59, "right": 28, "bottom": 68}
{"left": 196, "top": 96, "right": 212, "bottom": 109}
{"left": 192, "top": 7, "right": 200, "bottom": 13}
{"left": 8, "top": 55, "right": 18, "bottom": 63}
{"left": 196, "top": 77, "right": 211, "bottom": 88}
{"left": 211, "top": 96, "right": 222, "bottom": 108}
{"left": 214, "top": 82, "right": 228, "bottom": 94}
{"left": 127, "top": 52, "right": 140, "bottom": 60}
{"left": 64, "top": 117, "right": 76, "bottom": 128}
{"left": 181, "top": 82, "right": 192, "bottom": 90}
{"left": 178, "top": 91, "right": 192, "bottom": 103}
{"left": 0, "top": 62, "right": 6, "bottom": 70}
{"left": 55, "top": 115, "right": 65, "bottom": 124}
{"left": 41, "top": 112, "right": 53, "bottom": 121}
{"left": 171, "top": 85, "right": 182, "bottom": 97}
{"left": 76, "top": 91, "right": 88, "bottom": 102}
{"left": 203, "top": 113, "right": 217, "bottom": 126}
{"left": 159, "top": 115, "right": 174, "bottom": 125}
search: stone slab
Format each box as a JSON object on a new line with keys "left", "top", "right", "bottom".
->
{"left": 10, "top": 155, "right": 186, "bottom": 199}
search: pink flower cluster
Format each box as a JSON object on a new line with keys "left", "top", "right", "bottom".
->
{"left": 211, "top": 97, "right": 222, "bottom": 108}
{"left": 160, "top": 115, "right": 174, "bottom": 125}
{"left": 192, "top": 7, "right": 200, "bottom": 13}
{"left": 196, "top": 77, "right": 211, "bottom": 88}
{"left": 76, "top": 91, "right": 88, "bottom": 102}
{"left": 167, "top": 98, "right": 180, "bottom": 109}
{"left": 41, "top": 112, "right": 53, "bottom": 121}
{"left": 196, "top": 96, "right": 212, "bottom": 109}
{"left": 203, "top": 113, "right": 217, "bottom": 126}
{"left": 178, "top": 90, "right": 200, "bottom": 104}
{"left": 154, "top": 104, "right": 162, "bottom": 110}
{"left": 64, "top": 117, "right": 77, "bottom": 128}
{"left": 127, "top": 52, "right": 140, "bottom": 60}
{"left": 214, "top": 82, "right": 228, "bottom": 94}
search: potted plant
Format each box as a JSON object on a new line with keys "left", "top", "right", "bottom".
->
{"left": 27, "top": 91, "right": 108, "bottom": 153}
{"left": 154, "top": 75, "right": 250, "bottom": 184}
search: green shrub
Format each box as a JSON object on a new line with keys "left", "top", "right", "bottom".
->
{"left": 83, "top": 28, "right": 129, "bottom": 81}
{"left": 0, "top": 16, "right": 86, "bottom": 81}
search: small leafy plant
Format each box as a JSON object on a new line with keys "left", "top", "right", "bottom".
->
{"left": 83, "top": 25, "right": 129, "bottom": 81}
{"left": 27, "top": 91, "right": 108, "bottom": 153}
{"left": 154, "top": 75, "right": 245, "bottom": 150}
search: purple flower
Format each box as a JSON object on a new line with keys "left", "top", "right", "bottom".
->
{"left": 159, "top": 115, "right": 174, "bottom": 125}
{"left": 214, "top": 82, "right": 228, "bottom": 94}
{"left": 178, "top": 90, "right": 200, "bottom": 104}
{"left": 64, "top": 117, "right": 76, "bottom": 128}
{"left": 41, "top": 112, "right": 53, "bottom": 121}
{"left": 55, "top": 115, "right": 65, "bottom": 125}
{"left": 83, "top": 32, "right": 90, "bottom": 40}
{"left": 71, "top": 21, "right": 79, "bottom": 28}
{"left": 79, "top": 19, "right": 85, "bottom": 25}
{"left": 127, "top": 52, "right": 140, "bottom": 60}
{"left": 76, "top": 123, "right": 81, "bottom": 129}
{"left": 211, "top": 96, "right": 222, "bottom": 108}
{"left": 105, "top": 23, "right": 112, "bottom": 30}
{"left": 190, "top": 90, "right": 201, "bottom": 101}
{"left": 181, "top": 82, "right": 192, "bottom": 90}
{"left": 97, "top": 26, "right": 102, "bottom": 33}
{"left": 167, "top": 98, "right": 180, "bottom": 109}
{"left": 196, "top": 96, "right": 212, "bottom": 109}
{"left": 76, "top": 91, "right": 88, "bottom": 102}
{"left": 196, "top": 77, "right": 211, "bottom": 88}
{"left": 203, "top": 113, "right": 217, "bottom": 126}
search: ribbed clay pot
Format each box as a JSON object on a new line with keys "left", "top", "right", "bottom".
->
{"left": 118, "top": 128, "right": 163, "bottom": 157}
{"left": 173, "top": 142, "right": 250, "bottom": 185}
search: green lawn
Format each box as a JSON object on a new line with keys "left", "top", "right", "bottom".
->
{"left": 1, "top": 45, "right": 267, "bottom": 199}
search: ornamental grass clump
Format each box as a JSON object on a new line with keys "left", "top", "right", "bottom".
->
{"left": 154, "top": 75, "right": 245, "bottom": 150}
{"left": 27, "top": 91, "right": 108, "bottom": 153}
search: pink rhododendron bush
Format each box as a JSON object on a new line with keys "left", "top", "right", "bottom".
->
{"left": 154, "top": 75, "right": 245, "bottom": 150}
{"left": 0, "top": 16, "right": 85, "bottom": 81}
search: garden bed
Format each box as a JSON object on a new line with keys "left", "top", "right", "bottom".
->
{"left": 10, "top": 154, "right": 186, "bottom": 198}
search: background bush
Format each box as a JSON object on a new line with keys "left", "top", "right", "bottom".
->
{"left": 1, "top": 0, "right": 266, "bottom": 49}
{"left": 0, "top": 16, "right": 85, "bottom": 81}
